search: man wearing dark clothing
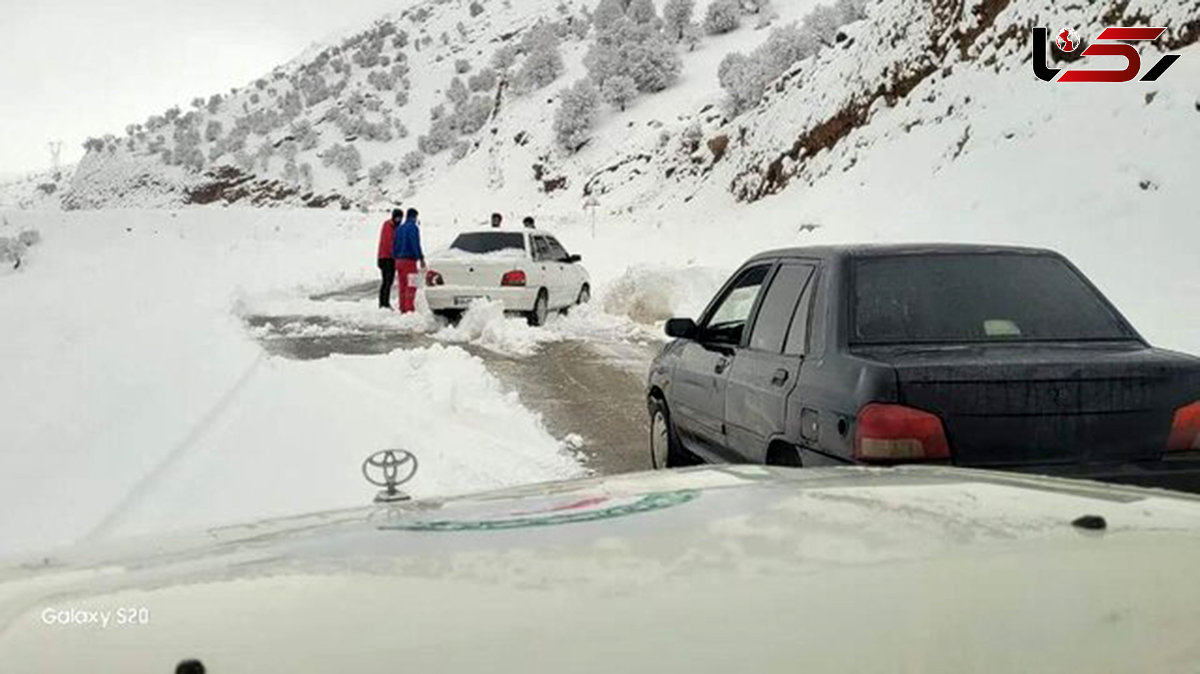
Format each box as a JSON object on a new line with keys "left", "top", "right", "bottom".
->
{"left": 491, "top": 212, "right": 503, "bottom": 228}
{"left": 523, "top": 216, "right": 535, "bottom": 229}
{"left": 377, "top": 208, "right": 402, "bottom": 308}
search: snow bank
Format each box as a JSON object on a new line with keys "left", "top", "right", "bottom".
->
{"left": 0, "top": 208, "right": 581, "bottom": 557}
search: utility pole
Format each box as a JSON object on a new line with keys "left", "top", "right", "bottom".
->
{"left": 585, "top": 194, "right": 600, "bottom": 239}
{"left": 48, "top": 141, "right": 63, "bottom": 180}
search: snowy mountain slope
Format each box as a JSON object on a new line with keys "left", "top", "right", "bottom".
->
{"left": 40, "top": 0, "right": 1200, "bottom": 220}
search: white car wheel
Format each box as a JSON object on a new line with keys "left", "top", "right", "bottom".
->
{"left": 577, "top": 284, "right": 591, "bottom": 305}
{"left": 527, "top": 291, "right": 549, "bottom": 327}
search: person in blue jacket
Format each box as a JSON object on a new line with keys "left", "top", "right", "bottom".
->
{"left": 392, "top": 208, "right": 425, "bottom": 314}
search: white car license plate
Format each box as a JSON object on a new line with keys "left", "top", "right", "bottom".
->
{"left": 454, "top": 296, "right": 485, "bottom": 306}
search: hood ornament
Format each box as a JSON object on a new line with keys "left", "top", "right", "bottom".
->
{"left": 362, "top": 449, "right": 418, "bottom": 503}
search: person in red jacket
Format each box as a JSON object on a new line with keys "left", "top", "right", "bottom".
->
{"left": 377, "top": 208, "right": 402, "bottom": 308}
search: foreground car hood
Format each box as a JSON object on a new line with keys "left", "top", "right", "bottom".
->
{"left": 2, "top": 466, "right": 1199, "bottom": 672}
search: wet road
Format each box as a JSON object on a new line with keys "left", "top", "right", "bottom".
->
{"left": 244, "top": 285, "right": 656, "bottom": 475}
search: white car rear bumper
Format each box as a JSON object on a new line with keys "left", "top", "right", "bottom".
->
{"left": 425, "top": 285, "right": 539, "bottom": 313}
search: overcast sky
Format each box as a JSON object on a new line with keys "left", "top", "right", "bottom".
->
{"left": 0, "top": 0, "right": 411, "bottom": 175}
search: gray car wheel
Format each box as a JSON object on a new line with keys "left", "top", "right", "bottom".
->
{"left": 649, "top": 398, "right": 691, "bottom": 469}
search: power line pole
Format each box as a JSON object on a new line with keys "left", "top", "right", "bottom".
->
{"left": 48, "top": 141, "right": 63, "bottom": 180}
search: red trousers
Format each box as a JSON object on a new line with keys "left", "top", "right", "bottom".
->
{"left": 395, "top": 258, "right": 419, "bottom": 313}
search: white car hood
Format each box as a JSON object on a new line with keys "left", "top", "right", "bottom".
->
{"left": 2, "top": 466, "right": 1199, "bottom": 673}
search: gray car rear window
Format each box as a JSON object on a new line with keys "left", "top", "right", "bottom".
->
{"left": 450, "top": 232, "right": 526, "bottom": 254}
{"left": 852, "top": 253, "right": 1134, "bottom": 344}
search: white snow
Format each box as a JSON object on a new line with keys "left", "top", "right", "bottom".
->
{"left": 0, "top": 208, "right": 584, "bottom": 557}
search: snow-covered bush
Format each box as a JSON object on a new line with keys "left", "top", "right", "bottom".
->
{"left": 418, "top": 116, "right": 458, "bottom": 155}
{"left": 0, "top": 229, "right": 41, "bottom": 270}
{"left": 468, "top": 67, "right": 498, "bottom": 92}
{"left": 586, "top": 17, "right": 681, "bottom": 94}
{"left": 600, "top": 74, "right": 638, "bottom": 111}
{"left": 455, "top": 58, "right": 472, "bottom": 74}
{"left": 368, "top": 161, "right": 395, "bottom": 186}
{"left": 469, "top": 1, "right": 485, "bottom": 17}
{"left": 398, "top": 150, "right": 425, "bottom": 175}
{"left": 204, "top": 120, "right": 223, "bottom": 143}
{"left": 626, "top": 0, "right": 662, "bottom": 28}
{"left": 492, "top": 43, "right": 519, "bottom": 71}
{"left": 514, "top": 23, "right": 565, "bottom": 92}
{"left": 553, "top": 78, "right": 600, "bottom": 151}
{"left": 292, "top": 120, "right": 320, "bottom": 150}
{"left": 704, "top": 0, "right": 741, "bottom": 34}
{"left": 447, "top": 77, "right": 470, "bottom": 109}
{"left": 458, "top": 95, "right": 495, "bottom": 134}
{"left": 592, "top": 0, "right": 626, "bottom": 32}
{"left": 663, "top": 0, "right": 695, "bottom": 41}
{"left": 322, "top": 143, "right": 363, "bottom": 183}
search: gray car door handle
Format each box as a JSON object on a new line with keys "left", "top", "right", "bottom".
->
{"left": 771, "top": 369, "right": 789, "bottom": 386}
{"left": 714, "top": 357, "right": 730, "bottom": 374}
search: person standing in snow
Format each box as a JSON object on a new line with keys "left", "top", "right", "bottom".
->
{"left": 392, "top": 207, "right": 426, "bottom": 314}
{"left": 523, "top": 216, "right": 536, "bottom": 229}
{"left": 376, "top": 208, "right": 402, "bottom": 309}
{"left": 491, "top": 212, "right": 504, "bottom": 228}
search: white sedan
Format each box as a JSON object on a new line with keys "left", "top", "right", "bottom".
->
{"left": 424, "top": 229, "right": 591, "bottom": 326}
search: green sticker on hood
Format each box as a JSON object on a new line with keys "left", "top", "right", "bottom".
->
{"left": 380, "top": 490, "right": 700, "bottom": 532}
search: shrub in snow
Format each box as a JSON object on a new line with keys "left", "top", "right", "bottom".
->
{"left": 322, "top": 143, "right": 363, "bottom": 183}
{"left": 206, "top": 94, "right": 223, "bottom": 114}
{"left": 394, "top": 119, "right": 410, "bottom": 138}
{"left": 514, "top": 23, "right": 565, "bottom": 93}
{"left": 451, "top": 140, "right": 471, "bottom": 161}
{"left": 367, "top": 69, "right": 397, "bottom": 91}
{"left": 395, "top": 90, "right": 410, "bottom": 107}
{"left": 662, "top": 0, "right": 695, "bottom": 41}
{"left": 492, "top": 43, "right": 519, "bottom": 71}
{"left": 204, "top": 120, "right": 223, "bottom": 143}
{"left": 447, "top": 77, "right": 470, "bottom": 109}
{"left": 592, "top": 0, "right": 626, "bottom": 33}
{"left": 368, "top": 161, "right": 395, "bottom": 186}
{"left": 299, "top": 163, "right": 314, "bottom": 191}
{"left": 458, "top": 95, "right": 495, "bottom": 134}
{"left": 456, "top": 58, "right": 472, "bottom": 74}
{"left": 626, "top": 0, "right": 662, "bottom": 29}
{"left": 553, "top": 78, "right": 600, "bottom": 152}
{"left": 292, "top": 120, "right": 319, "bottom": 150}
{"left": 586, "top": 18, "right": 681, "bottom": 94}
{"left": 398, "top": 150, "right": 425, "bottom": 175}
{"left": 418, "top": 116, "right": 458, "bottom": 155}
{"left": 601, "top": 74, "right": 638, "bottom": 111}
{"left": 468, "top": 67, "right": 498, "bottom": 92}
{"left": 469, "top": 1, "right": 485, "bottom": 17}
{"left": 704, "top": 0, "right": 741, "bottom": 34}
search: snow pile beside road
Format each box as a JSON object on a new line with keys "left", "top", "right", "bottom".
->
{"left": 0, "top": 208, "right": 581, "bottom": 557}
{"left": 601, "top": 264, "right": 729, "bottom": 324}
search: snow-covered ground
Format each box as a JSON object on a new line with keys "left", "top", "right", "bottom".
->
{"left": 0, "top": 208, "right": 592, "bottom": 558}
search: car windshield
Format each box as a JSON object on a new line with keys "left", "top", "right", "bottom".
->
{"left": 852, "top": 253, "right": 1136, "bottom": 345}
{"left": 449, "top": 232, "right": 526, "bottom": 254}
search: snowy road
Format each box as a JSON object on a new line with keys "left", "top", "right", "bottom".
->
{"left": 246, "top": 283, "right": 656, "bottom": 476}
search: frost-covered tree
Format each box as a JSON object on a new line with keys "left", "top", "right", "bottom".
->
{"left": 368, "top": 161, "right": 395, "bottom": 186}
{"left": 553, "top": 78, "right": 600, "bottom": 151}
{"left": 592, "top": 0, "right": 627, "bottom": 32}
{"left": 322, "top": 143, "right": 363, "bottom": 183}
{"left": 719, "top": 20, "right": 820, "bottom": 112}
{"left": 626, "top": 0, "right": 662, "bottom": 28}
{"left": 662, "top": 0, "right": 695, "bottom": 40}
{"left": 586, "top": 17, "right": 681, "bottom": 94}
{"left": 292, "top": 120, "right": 320, "bottom": 150}
{"left": 398, "top": 150, "right": 425, "bottom": 175}
{"left": 514, "top": 23, "right": 565, "bottom": 92}
{"left": 418, "top": 116, "right": 457, "bottom": 155}
{"left": 491, "top": 43, "right": 519, "bottom": 71}
{"left": 803, "top": 4, "right": 842, "bottom": 46}
{"left": 447, "top": 76, "right": 470, "bottom": 109}
{"left": 600, "top": 74, "right": 638, "bottom": 111}
{"left": 206, "top": 94, "right": 223, "bottom": 114}
{"left": 704, "top": 0, "right": 740, "bottom": 34}
{"left": 468, "top": 67, "right": 498, "bottom": 92}
{"left": 204, "top": 120, "right": 224, "bottom": 143}
{"left": 458, "top": 95, "right": 495, "bottom": 134}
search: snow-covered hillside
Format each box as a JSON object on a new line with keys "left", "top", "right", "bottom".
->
{"left": 19, "top": 0, "right": 1198, "bottom": 223}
